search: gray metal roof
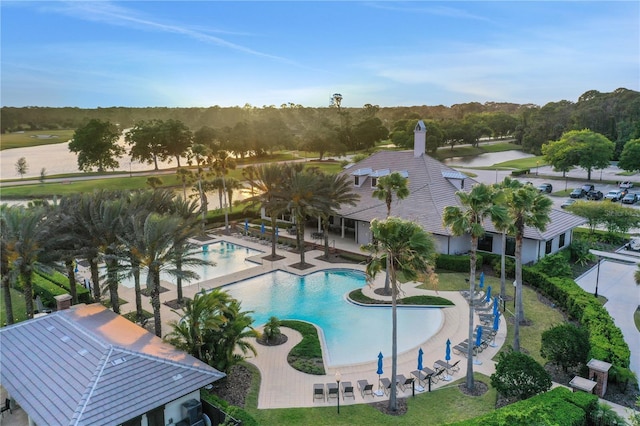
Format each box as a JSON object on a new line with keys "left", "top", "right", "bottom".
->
{"left": 0, "top": 304, "right": 225, "bottom": 426}
{"left": 337, "top": 150, "right": 586, "bottom": 240}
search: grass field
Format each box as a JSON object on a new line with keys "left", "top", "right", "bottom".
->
{"left": 0, "top": 161, "right": 344, "bottom": 199}
{"left": 1, "top": 129, "right": 75, "bottom": 150}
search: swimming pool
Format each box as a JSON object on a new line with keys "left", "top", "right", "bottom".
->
{"left": 223, "top": 269, "right": 443, "bottom": 367}
{"left": 119, "top": 241, "right": 262, "bottom": 288}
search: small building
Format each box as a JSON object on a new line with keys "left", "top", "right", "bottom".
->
{"left": 0, "top": 303, "right": 225, "bottom": 426}
{"left": 333, "top": 120, "right": 586, "bottom": 263}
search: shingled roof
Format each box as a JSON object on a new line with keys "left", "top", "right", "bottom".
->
{"left": 0, "top": 304, "right": 225, "bottom": 426}
{"left": 337, "top": 150, "right": 586, "bottom": 239}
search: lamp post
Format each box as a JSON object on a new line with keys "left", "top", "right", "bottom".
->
{"left": 536, "top": 161, "right": 539, "bottom": 176}
{"left": 594, "top": 257, "right": 601, "bottom": 297}
{"left": 335, "top": 371, "right": 341, "bottom": 414}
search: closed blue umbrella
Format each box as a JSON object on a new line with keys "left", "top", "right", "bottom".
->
{"left": 244, "top": 219, "right": 249, "bottom": 234}
{"left": 493, "top": 295, "right": 499, "bottom": 316}
{"left": 260, "top": 222, "right": 265, "bottom": 235}
{"left": 275, "top": 226, "right": 279, "bottom": 239}
{"left": 475, "top": 325, "right": 483, "bottom": 348}
{"left": 479, "top": 272, "right": 485, "bottom": 289}
{"left": 376, "top": 352, "right": 384, "bottom": 396}
{"left": 485, "top": 285, "right": 492, "bottom": 303}
{"left": 417, "top": 348, "right": 424, "bottom": 371}
{"left": 445, "top": 339, "right": 451, "bottom": 362}
{"left": 493, "top": 312, "right": 501, "bottom": 332}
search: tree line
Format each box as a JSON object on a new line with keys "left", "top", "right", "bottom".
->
{"left": 5, "top": 87, "right": 638, "bottom": 161}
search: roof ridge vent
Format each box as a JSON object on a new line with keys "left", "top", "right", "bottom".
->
{"left": 111, "top": 357, "right": 127, "bottom": 366}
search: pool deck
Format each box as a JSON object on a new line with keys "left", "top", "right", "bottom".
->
{"left": 112, "top": 228, "right": 508, "bottom": 410}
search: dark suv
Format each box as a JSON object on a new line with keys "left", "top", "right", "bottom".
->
{"left": 537, "top": 183, "right": 553, "bottom": 193}
{"left": 586, "top": 190, "right": 603, "bottom": 200}
{"left": 570, "top": 188, "right": 586, "bottom": 198}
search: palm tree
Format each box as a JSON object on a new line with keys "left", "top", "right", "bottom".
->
{"left": 362, "top": 217, "right": 437, "bottom": 413}
{"left": 241, "top": 165, "right": 258, "bottom": 196}
{"left": 165, "top": 290, "right": 228, "bottom": 362}
{"left": 189, "top": 143, "right": 211, "bottom": 234}
{"left": 504, "top": 180, "right": 552, "bottom": 352}
{"left": 211, "top": 150, "right": 236, "bottom": 234}
{"left": 176, "top": 167, "right": 195, "bottom": 199}
{"left": 126, "top": 212, "right": 211, "bottom": 337}
{"left": 1, "top": 207, "right": 15, "bottom": 324}
{"left": 372, "top": 172, "right": 410, "bottom": 294}
{"left": 442, "top": 183, "right": 507, "bottom": 390}
{"left": 1, "top": 205, "right": 48, "bottom": 319}
{"left": 490, "top": 179, "right": 519, "bottom": 302}
{"left": 317, "top": 172, "right": 360, "bottom": 259}
{"left": 244, "top": 163, "right": 291, "bottom": 259}
{"left": 283, "top": 168, "right": 325, "bottom": 266}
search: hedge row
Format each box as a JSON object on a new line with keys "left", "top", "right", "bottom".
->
{"left": 454, "top": 387, "right": 597, "bottom": 425}
{"left": 436, "top": 254, "right": 483, "bottom": 272}
{"left": 36, "top": 270, "right": 92, "bottom": 304}
{"left": 28, "top": 274, "right": 68, "bottom": 308}
{"left": 523, "top": 267, "right": 631, "bottom": 371}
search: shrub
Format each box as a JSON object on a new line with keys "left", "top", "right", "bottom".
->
{"left": 263, "top": 316, "right": 281, "bottom": 343}
{"left": 540, "top": 323, "right": 590, "bottom": 372}
{"left": 36, "top": 270, "right": 92, "bottom": 304}
{"left": 569, "top": 239, "right": 595, "bottom": 266}
{"left": 491, "top": 256, "right": 515, "bottom": 279}
{"left": 436, "top": 254, "right": 483, "bottom": 272}
{"left": 534, "top": 252, "right": 572, "bottom": 278}
{"left": 490, "top": 349, "right": 552, "bottom": 401}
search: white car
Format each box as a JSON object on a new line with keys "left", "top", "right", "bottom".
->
{"left": 604, "top": 190, "right": 625, "bottom": 201}
{"left": 619, "top": 181, "right": 634, "bottom": 189}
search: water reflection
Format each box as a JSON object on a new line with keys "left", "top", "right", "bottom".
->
{"left": 442, "top": 150, "right": 533, "bottom": 167}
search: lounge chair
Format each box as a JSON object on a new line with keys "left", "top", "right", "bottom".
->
{"left": 449, "top": 359, "right": 461, "bottom": 373}
{"left": 432, "top": 367, "right": 446, "bottom": 383}
{"left": 341, "top": 381, "right": 355, "bottom": 400}
{"left": 358, "top": 379, "right": 374, "bottom": 398}
{"left": 313, "top": 384, "right": 325, "bottom": 402}
{"left": 434, "top": 359, "right": 454, "bottom": 374}
{"left": 397, "top": 375, "right": 414, "bottom": 392}
{"left": 0, "top": 399, "right": 10, "bottom": 417}
{"left": 326, "top": 382, "right": 339, "bottom": 399}
{"left": 379, "top": 377, "right": 393, "bottom": 396}
{"left": 411, "top": 369, "right": 428, "bottom": 387}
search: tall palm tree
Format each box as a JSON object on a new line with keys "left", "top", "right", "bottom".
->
{"left": 504, "top": 180, "right": 552, "bottom": 352}
{"left": 317, "top": 172, "right": 360, "bottom": 258}
{"left": 491, "top": 179, "right": 519, "bottom": 301}
{"left": 211, "top": 150, "right": 236, "bottom": 234}
{"left": 189, "top": 143, "right": 211, "bottom": 234}
{"left": 1, "top": 207, "right": 15, "bottom": 324}
{"left": 372, "top": 172, "right": 410, "bottom": 294}
{"left": 243, "top": 163, "right": 290, "bottom": 258}
{"left": 176, "top": 167, "right": 194, "bottom": 200}
{"left": 1, "top": 205, "right": 48, "bottom": 319}
{"left": 126, "top": 212, "right": 211, "bottom": 337}
{"left": 362, "top": 217, "right": 437, "bottom": 413}
{"left": 442, "top": 183, "right": 507, "bottom": 390}
{"left": 283, "top": 168, "right": 325, "bottom": 266}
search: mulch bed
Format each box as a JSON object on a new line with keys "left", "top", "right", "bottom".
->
{"left": 289, "top": 262, "right": 315, "bottom": 270}
{"left": 164, "top": 298, "right": 191, "bottom": 310}
{"left": 206, "top": 364, "right": 254, "bottom": 408}
{"left": 256, "top": 334, "right": 288, "bottom": 346}
{"left": 140, "top": 286, "right": 169, "bottom": 297}
{"left": 262, "top": 254, "right": 286, "bottom": 261}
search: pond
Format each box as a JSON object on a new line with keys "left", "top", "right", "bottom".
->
{"left": 442, "top": 150, "right": 534, "bottom": 168}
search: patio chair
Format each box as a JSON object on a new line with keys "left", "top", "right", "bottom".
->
{"left": 1, "top": 398, "right": 11, "bottom": 417}
{"left": 432, "top": 367, "right": 446, "bottom": 383}
{"left": 341, "top": 381, "right": 355, "bottom": 400}
{"left": 326, "top": 382, "right": 339, "bottom": 400}
{"left": 449, "top": 359, "right": 461, "bottom": 373}
{"left": 397, "top": 375, "right": 414, "bottom": 392}
{"left": 379, "top": 377, "right": 393, "bottom": 396}
{"left": 357, "top": 379, "right": 374, "bottom": 398}
{"left": 411, "top": 369, "right": 428, "bottom": 387}
{"left": 313, "top": 383, "right": 325, "bottom": 402}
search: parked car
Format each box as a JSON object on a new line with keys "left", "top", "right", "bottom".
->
{"left": 537, "top": 183, "right": 553, "bottom": 193}
{"left": 621, "top": 193, "right": 638, "bottom": 204}
{"left": 604, "top": 189, "right": 626, "bottom": 201}
{"left": 586, "top": 190, "right": 603, "bottom": 200}
{"left": 624, "top": 237, "right": 640, "bottom": 251}
{"left": 581, "top": 184, "right": 595, "bottom": 193}
{"left": 619, "top": 181, "right": 634, "bottom": 189}
{"left": 570, "top": 188, "right": 586, "bottom": 198}
{"left": 561, "top": 198, "right": 576, "bottom": 209}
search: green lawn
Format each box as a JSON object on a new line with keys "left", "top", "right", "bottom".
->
{"left": 244, "top": 362, "right": 497, "bottom": 425}
{"left": 0, "top": 287, "right": 28, "bottom": 325}
{"left": 1, "top": 130, "right": 75, "bottom": 150}
{"left": 491, "top": 155, "right": 546, "bottom": 170}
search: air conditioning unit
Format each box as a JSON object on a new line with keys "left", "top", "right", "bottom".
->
{"left": 181, "top": 399, "right": 203, "bottom": 425}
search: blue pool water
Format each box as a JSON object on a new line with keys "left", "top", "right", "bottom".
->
{"left": 120, "top": 241, "right": 262, "bottom": 288}
{"left": 223, "top": 269, "right": 443, "bottom": 367}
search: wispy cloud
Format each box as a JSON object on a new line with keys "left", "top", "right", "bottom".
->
{"left": 40, "top": 1, "right": 293, "bottom": 62}
{"left": 364, "top": 1, "right": 492, "bottom": 22}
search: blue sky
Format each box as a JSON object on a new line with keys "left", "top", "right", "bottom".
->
{"left": 1, "top": 1, "right": 638, "bottom": 108}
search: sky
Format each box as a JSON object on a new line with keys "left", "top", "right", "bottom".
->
{"left": 1, "top": 1, "right": 638, "bottom": 109}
